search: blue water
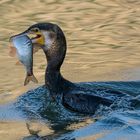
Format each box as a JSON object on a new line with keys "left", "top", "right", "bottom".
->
{"left": 1, "top": 81, "right": 140, "bottom": 139}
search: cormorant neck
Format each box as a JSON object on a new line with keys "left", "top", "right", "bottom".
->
{"left": 45, "top": 69, "right": 63, "bottom": 93}
{"left": 43, "top": 28, "right": 71, "bottom": 93}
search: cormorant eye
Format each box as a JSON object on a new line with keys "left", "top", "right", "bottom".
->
{"left": 31, "top": 28, "right": 40, "bottom": 32}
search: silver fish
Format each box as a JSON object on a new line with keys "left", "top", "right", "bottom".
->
{"left": 10, "top": 35, "right": 38, "bottom": 86}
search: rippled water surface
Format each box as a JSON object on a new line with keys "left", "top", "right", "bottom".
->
{"left": 0, "top": 0, "right": 140, "bottom": 139}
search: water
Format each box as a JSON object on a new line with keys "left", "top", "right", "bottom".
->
{"left": 0, "top": 0, "right": 140, "bottom": 139}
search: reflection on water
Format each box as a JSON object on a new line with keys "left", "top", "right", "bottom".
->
{"left": 0, "top": 0, "right": 140, "bottom": 139}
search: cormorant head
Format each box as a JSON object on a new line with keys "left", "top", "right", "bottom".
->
{"left": 9, "top": 22, "right": 66, "bottom": 71}
{"left": 23, "top": 23, "right": 67, "bottom": 70}
{"left": 23, "top": 23, "right": 66, "bottom": 52}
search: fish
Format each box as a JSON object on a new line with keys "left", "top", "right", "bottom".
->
{"left": 10, "top": 35, "right": 38, "bottom": 86}
{"left": 9, "top": 40, "right": 41, "bottom": 65}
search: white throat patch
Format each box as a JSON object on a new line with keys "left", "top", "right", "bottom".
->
{"left": 42, "top": 31, "right": 54, "bottom": 49}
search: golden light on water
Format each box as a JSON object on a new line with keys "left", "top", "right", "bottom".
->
{"left": 0, "top": 0, "right": 140, "bottom": 139}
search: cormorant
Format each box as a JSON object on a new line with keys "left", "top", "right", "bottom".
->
{"left": 12, "top": 23, "right": 125, "bottom": 114}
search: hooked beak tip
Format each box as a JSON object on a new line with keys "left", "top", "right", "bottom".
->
{"left": 9, "top": 30, "right": 28, "bottom": 42}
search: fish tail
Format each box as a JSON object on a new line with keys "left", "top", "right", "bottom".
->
{"left": 31, "top": 74, "right": 38, "bottom": 83}
{"left": 24, "top": 75, "right": 38, "bottom": 86}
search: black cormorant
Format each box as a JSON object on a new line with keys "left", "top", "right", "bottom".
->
{"left": 13, "top": 23, "right": 126, "bottom": 114}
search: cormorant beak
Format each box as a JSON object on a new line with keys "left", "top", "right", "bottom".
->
{"left": 26, "top": 30, "right": 45, "bottom": 46}
{"left": 9, "top": 30, "right": 27, "bottom": 42}
{"left": 10, "top": 30, "right": 45, "bottom": 46}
